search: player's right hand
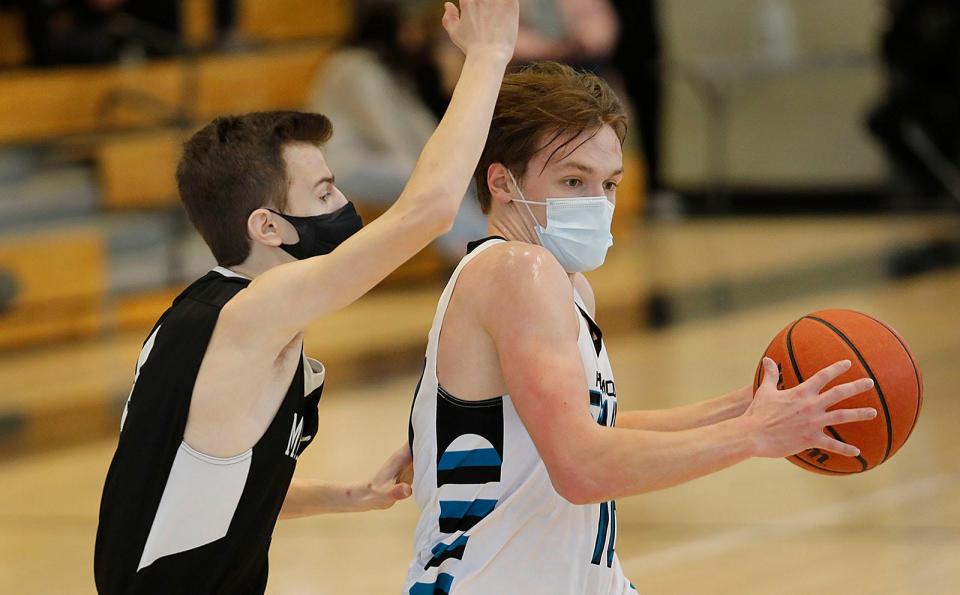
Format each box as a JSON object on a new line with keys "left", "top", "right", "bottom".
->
{"left": 744, "top": 357, "right": 878, "bottom": 459}
{"left": 360, "top": 444, "right": 414, "bottom": 511}
{"left": 442, "top": 0, "right": 519, "bottom": 61}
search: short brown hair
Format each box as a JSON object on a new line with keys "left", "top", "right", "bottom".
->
{"left": 474, "top": 62, "right": 628, "bottom": 213}
{"left": 176, "top": 111, "right": 333, "bottom": 266}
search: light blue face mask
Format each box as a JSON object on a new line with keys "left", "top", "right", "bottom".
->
{"left": 509, "top": 171, "right": 614, "bottom": 273}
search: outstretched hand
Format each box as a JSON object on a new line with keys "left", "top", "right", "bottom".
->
{"left": 744, "top": 357, "right": 877, "bottom": 459}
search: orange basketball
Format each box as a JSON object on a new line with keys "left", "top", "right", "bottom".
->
{"left": 753, "top": 309, "right": 922, "bottom": 474}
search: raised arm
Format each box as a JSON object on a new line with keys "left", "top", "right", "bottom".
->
{"left": 224, "top": 1, "right": 519, "bottom": 347}
{"left": 482, "top": 248, "right": 878, "bottom": 505}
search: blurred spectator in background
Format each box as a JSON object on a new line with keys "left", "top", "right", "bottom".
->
{"left": 513, "top": 0, "right": 675, "bottom": 215}
{"left": 610, "top": 0, "right": 665, "bottom": 202}
{"left": 868, "top": 0, "right": 960, "bottom": 202}
{"left": 514, "top": 0, "right": 618, "bottom": 70}
{"left": 18, "top": 0, "right": 181, "bottom": 66}
{"left": 15, "top": 0, "right": 237, "bottom": 66}
{"left": 307, "top": 0, "right": 486, "bottom": 263}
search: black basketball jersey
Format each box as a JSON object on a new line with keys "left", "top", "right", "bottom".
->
{"left": 95, "top": 267, "right": 324, "bottom": 594}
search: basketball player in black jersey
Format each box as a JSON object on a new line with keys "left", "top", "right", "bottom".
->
{"left": 94, "top": 2, "right": 519, "bottom": 593}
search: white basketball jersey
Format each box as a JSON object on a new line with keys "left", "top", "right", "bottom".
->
{"left": 405, "top": 238, "right": 637, "bottom": 595}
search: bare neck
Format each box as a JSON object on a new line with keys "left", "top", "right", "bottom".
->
{"left": 226, "top": 246, "right": 291, "bottom": 280}
{"left": 485, "top": 205, "right": 576, "bottom": 282}
{"left": 486, "top": 203, "right": 539, "bottom": 245}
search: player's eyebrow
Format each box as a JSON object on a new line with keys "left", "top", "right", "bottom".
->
{"left": 313, "top": 176, "right": 335, "bottom": 188}
{"left": 562, "top": 162, "right": 623, "bottom": 177}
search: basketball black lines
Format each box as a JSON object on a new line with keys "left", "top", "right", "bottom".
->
{"left": 857, "top": 312, "right": 923, "bottom": 442}
{"left": 805, "top": 316, "right": 894, "bottom": 465}
{"left": 787, "top": 320, "right": 870, "bottom": 473}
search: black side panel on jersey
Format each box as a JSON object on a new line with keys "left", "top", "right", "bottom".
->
{"left": 435, "top": 386, "right": 504, "bottom": 487}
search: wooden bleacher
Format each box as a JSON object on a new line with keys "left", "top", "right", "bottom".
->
{"left": 0, "top": 228, "right": 106, "bottom": 351}
{"left": 0, "top": 9, "right": 27, "bottom": 69}
{"left": 96, "top": 130, "right": 185, "bottom": 209}
{"left": 0, "top": 60, "right": 183, "bottom": 142}
{"left": 0, "top": 43, "right": 333, "bottom": 144}
{"left": 181, "top": 0, "right": 356, "bottom": 47}
{"left": 238, "top": 0, "right": 353, "bottom": 43}
{"left": 0, "top": 0, "right": 353, "bottom": 69}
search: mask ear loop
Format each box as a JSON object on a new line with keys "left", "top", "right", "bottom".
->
{"left": 507, "top": 170, "right": 545, "bottom": 233}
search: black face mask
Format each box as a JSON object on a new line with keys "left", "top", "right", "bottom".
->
{"left": 268, "top": 202, "right": 363, "bottom": 260}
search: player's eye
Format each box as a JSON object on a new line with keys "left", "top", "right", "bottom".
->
{"left": 563, "top": 178, "right": 582, "bottom": 188}
{"left": 604, "top": 181, "right": 619, "bottom": 191}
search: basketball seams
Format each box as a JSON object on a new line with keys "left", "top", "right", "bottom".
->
{"left": 853, "top": 311, "right": 923, "bottom": 442}
{"left": 805, "top": 316, "right": 894, "bottom": 465}
{"left": 787, "top": 319, "right": 869, "bottom": 473}
{"left": 753, "top": 325, "right": 790, "bottom": 392}
{"left": 788, "top": 454, "right": 859, "bottom": 475}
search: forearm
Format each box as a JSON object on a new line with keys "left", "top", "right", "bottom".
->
{"left": 278, "top": 478, "right": 377, "bottom": 519}
{"left": 395, "top": 50, "right": 509, "bottom": 223}
{"left": 616, "top": 385, "right": 753, "bottom": 432}
{"left": 564, "top": 415, "right": 758, "bottom": 504}
{"left": 231, "top": 55, "right": 511, "bottom": 336}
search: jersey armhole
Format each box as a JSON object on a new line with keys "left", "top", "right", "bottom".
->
{"left": 434, "top": 241, "right": 504, "bottom": 395}
{"left": 180, "top": 440, "right": 253, "bottom": 465}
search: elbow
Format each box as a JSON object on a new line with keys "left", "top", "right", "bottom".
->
{"left": 401, "top": 191, "right": 459, "bottom": 237}
{"left": 427, "top": 198, "right": 459, "bottom": 235}
{"left": 547, "top": 461, "right": 604, "bottom": 506}
{"left": 433, "top": 204, "right": 458, "bottom": 235}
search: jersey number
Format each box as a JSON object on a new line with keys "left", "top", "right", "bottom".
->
{"left": 120, "top": 325, "right": 162, "bottom": 431}
{"left": 591, "top": 500, "right": 616, "bottom": 567}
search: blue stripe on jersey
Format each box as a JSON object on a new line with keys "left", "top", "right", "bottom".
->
{"left": 437, "top": 448, "right": 502, "bottom": 471}
{"left": 439, "top": 499, "right": 497, "bottom": 520}
{"left": 431, "top": 535, "right": 469, "bottom": 556}
{"left": 409, "top": 573, "right": 454, "bottom": 595}
{"left": 606, "top": 500, "right": 617, "bottom": 568}
{"left": 591, "top": 502, "right": 610, "bottom": 565}
{"left": 425, "top": 535, "right": 470, "bottom": 569}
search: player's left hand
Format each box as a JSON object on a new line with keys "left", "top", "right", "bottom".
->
{"left": 360, "top": 444, "right": 414, "bottom": 511}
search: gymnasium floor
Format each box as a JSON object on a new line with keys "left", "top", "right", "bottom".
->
{"left": 1, "top": 215, "right": 958, "bottom": 594}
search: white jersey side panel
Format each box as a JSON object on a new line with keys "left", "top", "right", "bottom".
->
{"left": 405, "top": 239, "right": 637, "bottom": 595}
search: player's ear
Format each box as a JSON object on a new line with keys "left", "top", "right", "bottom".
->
{"left": 247, "top": 208, "right": 285, "bottom": 248}
{"left": 487, "top": 163, "right": 516, "bottom": 208}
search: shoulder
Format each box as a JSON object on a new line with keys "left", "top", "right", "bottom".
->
{"left": 459, "top": 241, "right": 575, "bottom": 325}
{"left": 465, "top": 241, "right": 568, "bottom": 291}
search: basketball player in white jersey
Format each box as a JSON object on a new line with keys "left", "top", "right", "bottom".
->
{"left": 95, "top": 2, "right": 519, "bottom": 593}
{"left": 405, "top": 62, "right": 878, "bottom": 594}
